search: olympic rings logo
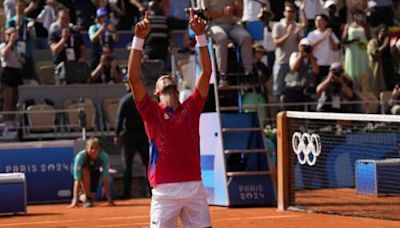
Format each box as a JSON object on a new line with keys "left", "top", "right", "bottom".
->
{"left": 292, "top": 132, "right": 322, "bottom": 166}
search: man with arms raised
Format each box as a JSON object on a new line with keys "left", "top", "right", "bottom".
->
{"left": 128, "top": 9, "right": 212, "bottom": 228}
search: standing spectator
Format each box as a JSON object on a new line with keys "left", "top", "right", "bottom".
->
{"left": 128, "top": 10, "right": 212, "bottom": 227}
{"left": 258, "top": 6, "right": 275, "bottom": 76}
{"left": 252, "top": 44, "right": 270, "bottom": 86}
{"left": 56, "top": 0, "right": 76, "bottom": 23}
{"left": 307, "top": 14, "right": 340, "bottom": 85}
{"left": 300, "top": 0, "right": 323, "bottom": 35}
{"left": 90, "top": 44, "right": 122, "bottom": 83}
{"left": 324, "top": 0, "right": 343, "bottom": 40}
{"left": 73, "top": 0, "right": 96, "bottom": 30}
{"left": 36, "top": 0, "right": 65, "bottom": 32}
{"left": 242, "top": 0, "right": 270, "bottom": 23}
{"left": 48, "top": 9, "right": 86, "bottom": 71}
{"left": 0, "top": 28, "right": 25, "bottom": 138}
{"left": 6, "top": 0, "right": 37, "bottom": 82}
{"left": 25, "top": 0, "right": 49, "bottom": 49}
{"left": 368, "top": 0, "right": 394, "bottom": 27}
{"left": 68, "top": 137, "right": 115, "bottom": 208}
{"left": 4, "top": 0, "right": 17, "bottom": 21}
{"left": 201, "top": 0, "right": 253, "bottom": 86}
{"left": 343, "top": 9, "right": 371, "bottom": 92}
{"left": 367, "top": 24, "right": 398, "bottom": 96}
{"left": 88, "top": 6, "right": 118, "bottom": 69}
{"left": 284, "top": 38, "right": 319, "bottom": 110}
{"left": 316, "top": 62, "right": 356, "bottom": 113}
{"left": 109, "top": 0, "right": 135, "bottom": 30}
{"left": 143, "top": 0, "right": 169, "bottom": 63}
{"left": 272, "top": 1, "right": 307, "bottom": 100}
{"left": 114, "top": 78, "right": 150, "bottom": 199}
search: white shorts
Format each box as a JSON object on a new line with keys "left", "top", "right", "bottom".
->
{"left": 150, "top": 181, "right": 212, "bottom": 228}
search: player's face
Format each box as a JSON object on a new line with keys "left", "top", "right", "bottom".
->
{"left": 86, "top": 143, "right": 101, "bottom": 159}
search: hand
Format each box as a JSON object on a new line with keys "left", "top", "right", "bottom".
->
{"left": 107, "top": 23, "right": 117, "bottom": 33}
{"left": 392, "top": 84, "right": 400, "bottom": 98}
{"left": 390, "top": 37, "right": 398, "bottom": 48}
{"left": 67, "top": 199, "right": 79, "bottom": 208}
{"left": 10, "top": 33, "right": 18, "bottom": 44}
{"left": 300, "top": 0, "right": 306, "bottom": 11}
{"left": 383, "top": 36, "right": 390, "bottom": 47}
{"left": 138, "top": 5, "right": 145, "bottom": 13}
{"left": 100, "top": 55, "right": 108, "bottom": 65}
{"left": 27, "top": 21, "right": 35, "bottom": 29}
{"left": 325, "top": 28, "right": 333, "bottom": 37}
{"left": 189, "top": 8, "right": 206, "bottom": 35}
{"left": 99, "top": 23, "right": 107, "bottom": 32}
{"left": 327, "top": 71, "right": 335, "bottom": 83}
{"left": 286, "top": 23, "right": 294, "bottom": 35}
{"left": 134, "top": 11, "right": 151, "bottom": 39}
{"left": 113, "top": 135, "right": 121, "bottom": 145}
{"left": 61, "top": 28, "right": 70, "bottom": 40}
{"left": 224, "top": 6, "right": 234, "bottom": 16}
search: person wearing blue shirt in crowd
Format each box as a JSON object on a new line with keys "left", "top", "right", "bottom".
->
{"left": 88, "top": 7, "right": 119, "bottom": 69}
{"left": 6, "top": 0, "right": 37, "bottom": 82}
{"left": 69, "top": 137, "right": 115, "bottom": 208}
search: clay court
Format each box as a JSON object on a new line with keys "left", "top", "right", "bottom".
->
{"left": 0, "top": 198, "right": 399, "bottom": 228}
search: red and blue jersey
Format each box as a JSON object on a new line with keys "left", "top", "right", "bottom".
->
{"left": 135, "top": 89, "right": 207, "bottom": 187}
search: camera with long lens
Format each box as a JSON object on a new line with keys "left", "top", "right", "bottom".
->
{"left": 185, "top": 7, "right": 208, "bottom": 21}
{"left": 302, "top": 45, "right": 312, "bottom": 54}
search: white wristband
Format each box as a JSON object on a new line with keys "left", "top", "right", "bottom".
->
{"left": 132, "top": 36, "right": 144, "bottom": 51}
{"left": 195, "top": 34, "right": 207, "bottom": 47}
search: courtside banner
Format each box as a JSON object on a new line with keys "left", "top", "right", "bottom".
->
{"left": 0, "top": 141, "right": 74, "bottom": 203}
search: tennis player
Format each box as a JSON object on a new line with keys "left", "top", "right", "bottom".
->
{"left": 128, "top": 9, "right": 212, "bottom": 228}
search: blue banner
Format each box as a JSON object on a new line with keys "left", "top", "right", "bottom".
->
{"left": 0, "top": 146, "right": 74, "bottom": 203}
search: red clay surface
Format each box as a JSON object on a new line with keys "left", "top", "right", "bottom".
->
{"left": 295, "top": 188, "right": 400, "bottom": 220}
{"left": 1, "top": 198, "right": 400, "bottom": 228}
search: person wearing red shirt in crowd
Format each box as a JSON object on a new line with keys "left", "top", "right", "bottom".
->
{"left": 128, "top": 9, "right": 212, "bottom": 228}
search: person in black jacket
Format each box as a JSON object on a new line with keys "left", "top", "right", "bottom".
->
{"left": 114, "top": 78, "right": 149, "bottom": 199}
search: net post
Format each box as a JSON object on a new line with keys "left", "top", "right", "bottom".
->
{"left": 277, "top": 111, "right": 290, "bottom": 211}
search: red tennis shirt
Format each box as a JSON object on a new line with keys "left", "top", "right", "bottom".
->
{"left": 135, "top": 89, "right": 207, "bottom": 187}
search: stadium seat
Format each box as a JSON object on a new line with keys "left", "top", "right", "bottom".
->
{"left": 141, "top": 59, "right": 164, "bottom": 84}
{"left": 37, "top": 65, "right": 55, "bottom": 85}
{"left": 380, "top": 91, "right": 393, "bottom": 114}
{"left": 360, "top": 92, "right": 379, "bottom": 114}
{"left": 64, "top": 98, "right": 96, "bottom": 131}
{"left": 102, "top": 98, "right": 120, "bottom": 130}
{"left": 26, "top": 104, "right": 56, "bottom": 133}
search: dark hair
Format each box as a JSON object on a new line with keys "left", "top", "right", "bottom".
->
{"left": 376, "top": 24, "right": 388, "bottom": 36}
{"left": 284, "top": 1, "right": 296, "bottom": 10}
{"left": 316, "top": 14, "right": 329, "bottom": 23}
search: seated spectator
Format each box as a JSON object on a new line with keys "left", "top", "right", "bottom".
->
{"left": 284, "top": 38, "right": 318, "bottom": 110}
{"left": 89, "top": 7, "right": 118, "bottom": 69}
{"left": 200, "top": 0, "right": 253, "bottom": 86}
{"left": 316, "top": 62, "right": 356, "bottom": 113}
{"left": 6, "top": 0, "right": 37, "bottom": 82}
{"left": 68, "top": 137, "right": 115, "bottom": 208}
{"left": 143, "top": 1, "right": 169, "bottom": 63}
{"left": 48, "top": 9, "right": 86, "bottom": 76}
{"left": 252, "top": 44, "right": 270, "bottom": 87}
{"left": 0, "top": 28, "right": 25, "bottom": 138}
{"left": 90, "top": 44, "right": 121, "bottom": 83}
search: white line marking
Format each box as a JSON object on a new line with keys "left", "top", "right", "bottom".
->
{"left": 216, "top": 215, "right": 300, "bottom": 221}
{"left": 98, "top": 222, "right": 149, "bottom": 227}
{"left": 0, "top": 219, "right": 83, "bottom": 227}
{"left": 99, "top": 216, "right": 149, "bottom": 220}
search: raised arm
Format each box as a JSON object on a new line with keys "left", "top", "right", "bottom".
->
{"left": 189, "top": 9, "right": 212, "bottom": 98}
{"left": 128, "top": 11, "right": 151, "bottom": 102}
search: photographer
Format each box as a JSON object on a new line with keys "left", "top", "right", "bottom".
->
{"left": 88, "top": 7, "right": 119, "bottom": 69}
{"left": 284, "top": 38, "right": 319, "bottom": 110}
{"left": 316, "top": 62, "right": 355, "bottom": 113}
{"left": 90, "top": 44, "right": 121, "bottom": 84}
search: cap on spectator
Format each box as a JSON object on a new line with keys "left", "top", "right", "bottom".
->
{"left": 368, "top": 1, "right": 377, "bottom": 9}
{"left": 323, "top": 0, "right": 336, "bottom": 9}
{"left": 253, "top": 43, "right": 267, "bottom": 54}
{"left": 299, "top": 38, "right": 310, "bottom": 46}
{"left": 329, "top": 62, "right": 343, "bottom": 71}
{"left": 96, "top": 7, "right": 108, "bottom": 18}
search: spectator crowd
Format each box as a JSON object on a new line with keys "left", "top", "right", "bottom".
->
{"left": 3, "top": 0, "right": 400, "bottom": 138}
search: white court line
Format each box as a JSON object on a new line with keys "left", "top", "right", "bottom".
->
{"left": 99, "top": 216, "right": 149, "bottom": 220}
{"left": 0, "top": 219, "right": 83, "bottom": 227}
{"left": 216, "top": 215, "right": 300, "bottom": 221}
{"left": 98, "top": 222, "right": 149, "bottom": 227}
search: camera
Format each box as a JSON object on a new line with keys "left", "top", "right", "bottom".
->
{"left": 332, "top": 69, "right": 343, "bottom": 78}
{"left": 302, "top": 45, "right": 312, "bottom": 54}
{"left": 185, "top": 7, "right": 208, "bottom": 21}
